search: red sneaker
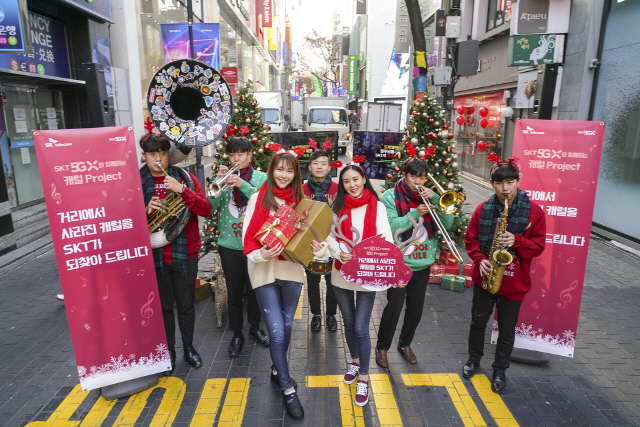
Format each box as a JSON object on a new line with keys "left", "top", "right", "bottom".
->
{"left": 343, "top": 363, "right": 360, "bottom": 384}
{"left": 355, "top": 380, "right": 369, "bottom": 406}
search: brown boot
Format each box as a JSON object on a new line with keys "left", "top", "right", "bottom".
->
{"left": 397, "top": 343, "right": 417, "bottom": 364}
{"left": 375, "top": 349, "right": 388, "bottom": 368}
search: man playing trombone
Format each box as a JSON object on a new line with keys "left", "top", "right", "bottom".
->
{"left": 208, "top": 137, "right": 269, "bottom": 358}
{"left": 375, "top": 158, "right": 454, "bottom": 367}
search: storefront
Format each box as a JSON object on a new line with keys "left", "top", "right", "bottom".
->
{"left": 591, "top": 0, "right": 640, "bottom": 241}
{"left": 0, "top": 0, "right": 113, "bottom": 209}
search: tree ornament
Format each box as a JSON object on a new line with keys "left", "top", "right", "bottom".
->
{"left": 479, "top": 106, "right": 488, "bottom": 117}
{"left": 251, "top": 136, "right": 258, "bottom": 143}
{"left": 477, "top": 141, "right": 486, "bottom": 151}
{"left": 444, "top": 159, "right": 450, "bottom": 165}
{"left": 215, "top": 154, "right": 220, "bottom": 159}
{"left": 451, "top": 162, "right": 459, "bottom": 168}
{"left": 419, "top": 150, "right": 426, "bottom": 158}
{"left": 394, "top": 166, "right": 400, "bottom": 172}
{"left": 411, "top": 137, "right": 419, "bottom": 144}
{"left": 443, "top": 124, "right": 448, "bottom": 130}
{"left": 257, "top": 167, "right": 262, "bottom": 171}
{"left": 447, "top": 146, "right": 452, "bottom": 153}
{"left": 428, "top": 142, "right": 433, "bottom": 147}
{"left": 412, "top": 111, "right": 419, "bottom": 115}
{"left": 456, "top": 105, "right": 465, "bottom": 115}
{"left": 456, "top": 116, "right": 465, "bottom": 125}
{"left": 245, "top": 118, "right": 251, "bottom": 123}
{"left": 395, "top": 152, "right": 402, "bottom": 159}
{"left": 223, "top": 133, "right": 229, "bottom": 140}
{"left": 387, "top": 173, "right": 393, "bottom": 179}
{"left": 430, "top": 132, "right": 438, "bottom": 140}
{"left": 420, "top": 102, "right": 425, "bottom": 107}
{"left": 422, "top": 112, "right": 428, "bottom": 117}
{"left": 222, "top": 154, "right": 228, "bottom": 159}
{"left": 442, "top": 150, "right": 447, "bottom": 155}
{"left": 234, "top": 108, "right": 240, "bottom": 114}
{"left": 434, "top": 162, "right": 440, "bottom": 168}
{"left": 255, "top": 120, "right": 261, "bottom": 125}
{"left": 448, "top": 132, "right": 454, "bottom": 140}
{"left": 258, "top": 148, "right": 264, "bottom": 153}
{"left": 429, "top": 118, "right": 435, "bottom": 123}
{"left": 262, "top": 130, "right": 268, "bottom": 135}
{"left": 446, "top": 172, "right": 454, "bottom": 179}
{"left": 447, "top": 182, "right": 455, "bottom": 190}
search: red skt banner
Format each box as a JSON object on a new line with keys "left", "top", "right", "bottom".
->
{"left": 33, "top": 127, "right": 170, "bottom": 390}
{"left": 262, "top": 0, "right": 272, "bottom": 27}
{"left": 493, "top": 119, "right": 605, "bottom": 357}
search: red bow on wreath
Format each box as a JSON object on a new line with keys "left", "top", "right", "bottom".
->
{"left": 239, "top": 125, "right": 250, "bottom": 137}
{"left": 487, "top": 152, "right": 501, "bottom": 163}
{"left": 330, "top": 160, "right": 343, "bottom": 168}
{"left": 323, "top": 139, "right": 332, "bottom": 151}
{"left": 293, "top": 146, "right": 307, "bottom": 157}
{"left": 308, "top": 138, "right": 318, "bottom": 150}
{"left": 353, "top": 155, "right": 366, "bottom": 163}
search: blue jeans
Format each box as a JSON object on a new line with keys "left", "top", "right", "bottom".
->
{"left": 332, "top": 286, "right": 376, "bottom": 375}
{"left": 254, "top": 280, "right": 302, "bottom": 390}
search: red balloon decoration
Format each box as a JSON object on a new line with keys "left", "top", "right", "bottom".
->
{"left": 479, "top": 106, "right": 489, "bottom": 117}
{"left": 467, "top": 116, "right": 475, "bottom": 125}
{"left": 466, "top": 106, "right": 475, "bottom": 115}
{"left": 477, "top": 141, "right": 486, "bottom": 151}
{"left": 456, "top": 105, "right": 466, "bottom": 115}
{"left": 480, "top": 118, "right": 488, "bottom": 128}
{"left": 456, "top": 116, "right": 465, "bottom": 125}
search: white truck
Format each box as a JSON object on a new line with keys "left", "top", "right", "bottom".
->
{"left": 252, "top": 91, "right": 289, "bottom": 132}
{"left": 302, "top": 97, "right": 349, "bottom": 153}
{"left": 290, "top": 99, "right": 304, "bottom": 130}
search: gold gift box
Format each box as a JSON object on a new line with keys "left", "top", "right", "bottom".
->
{"left": 282, "top": 199, "right": 335, "bottom": 267}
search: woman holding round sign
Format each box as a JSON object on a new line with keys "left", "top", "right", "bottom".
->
{"left": 311, "top": 163, "right": 394, "bottom": 407}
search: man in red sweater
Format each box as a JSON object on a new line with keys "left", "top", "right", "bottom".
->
{"left": 141, "top": 134, "right": 212, "bottom": 374}
{"left": 462, "top": 160, "right": 545, "bottom": 394}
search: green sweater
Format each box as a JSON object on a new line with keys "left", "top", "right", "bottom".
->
{"left": 381, "top": 188, "right": 454, "bottom": 271}
{"left": 208, "top": 170, "right": 266, "bottom": 251}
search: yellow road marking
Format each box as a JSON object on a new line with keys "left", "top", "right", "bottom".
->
{"left": 25, "top": 384, "right": 89, "bottom": 426}
{"left": 308, "top": 375, "right": 364, "bottom": 426}
{"left": 79, "top": 396, "right": 117, "bottom": 426}
{"left": 403, "top": 373, "right": 486, "bottom": 427}
{"left": 369, "top": 374, "right": 403, "bottom": 426}
{"left": 112, "top": 376, "right": 185, "bottom": 426}
{"left": 471, "top": 375, "right": 520, "bottom": 427}
{"left": 218, "top": 378, "right": 251, "bottom": 426}
{"left": 190, "top": 378, "right": 227, "bottom": 426}
{"left": 294, "top": 284, "right": 305, "bottom": 319}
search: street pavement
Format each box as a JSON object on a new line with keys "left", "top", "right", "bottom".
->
{"left": 1, "top": 176, "right": 640, "bottom": 426}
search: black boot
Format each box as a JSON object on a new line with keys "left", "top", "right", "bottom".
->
{"left": 184, "top": 345, "right": 202, "bottom": 369}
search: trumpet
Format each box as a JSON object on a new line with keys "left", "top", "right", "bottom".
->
{"left": 427, "top": 173, "right": 465, "bottom": 215}
{"left": 206, "top": 163, "right": 240, "bottom": 198}
{"left": 415, "top": 185, "right": 464, "bottom": 264}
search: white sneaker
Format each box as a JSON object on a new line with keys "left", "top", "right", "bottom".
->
{"left": 355, "top": 380, "right": 369, "bottom": 406}
{"left": 56, "top": 294, "right": 64, "bottom": 301}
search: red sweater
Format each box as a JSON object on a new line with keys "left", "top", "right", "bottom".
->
{"left": 151, "top": 173, "right": 211, "bottom": 261}
{"left": 464, "top": 200, "right": 546, "bottom": 301}
{"left": 302, "top": 180, "right": 339, "bottom": 206}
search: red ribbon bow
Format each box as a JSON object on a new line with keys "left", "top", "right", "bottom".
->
{"left": 323, "top": 139, "right": 332, "bottom": 151}
{"left": 330, "top": 160, "right": 343, "bottom": 168}
{"left": 353, "top": 155, "right": 366, "bottom": 163}
{"left": 308, "top": 138, "right": 318, "bottom": 150}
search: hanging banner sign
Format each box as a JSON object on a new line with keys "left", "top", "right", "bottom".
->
{"left": 508, "top": 34, "right": 564, "bottom": 66}
{"left": 262, "top": 0, "right": 272, "bottom": 27}
{"left": 347, "top": 55, "right": 358, "bottom": 95}
{"left": 160, "top": 23, "right": 220, "bottom": 69}
{"left": 356, "top": 0, "right": 366, "bottom": 14}
{"left": 0, "top": 12, "right": 71, "bottom": 79}
{"left": 395, "top": 0, "right": 410, "bottom": 54}
{"left": 33, "top": 126, "right": 170, "bottom": 390}
{"left": 497, "top": 119, "right": 605, "bottom": 357}
{"left": 352, "top": 131, "right": 404, "bottom": 180}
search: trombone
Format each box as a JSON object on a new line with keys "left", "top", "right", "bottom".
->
{"left": 415, "top": 185, "right": 464, "bottom": 264}
{"left": 427, "top": 173, "right": 465, "bottom": 215}
{"left": 206, "top": 163, "right": 240, "bottom": 198}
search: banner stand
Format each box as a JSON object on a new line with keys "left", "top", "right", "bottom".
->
{"left": 101, "top": 374, "right": 162, "bottom": 401}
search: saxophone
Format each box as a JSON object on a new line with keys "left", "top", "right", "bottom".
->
{"left": 482, "top": 194, "right": 514, "bottom": 294}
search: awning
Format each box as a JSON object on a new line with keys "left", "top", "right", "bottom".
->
{"left": 0, "top": 68, "right": 85, "bottom": 85}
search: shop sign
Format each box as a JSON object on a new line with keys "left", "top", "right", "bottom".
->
{"left": 65, "top": 0, "right": 112, "bottom": 21}
{"left": 508, "top": 34, "right": 564, "bottom": 66}
{"left": 0, "top": 0, "right": 27, "bottom": 53}
{"left": 395, "top": 0, "right": 409, "bottom": 54}
{"left": 347, "top": 55, "right": 358, "bottom": 95}
{"left": 512, "top": 0, "right": 571, "bottom": 35}
{"left": 221, "top": 67, "right": 238, "bottom": 83}
{"left": 0, "top": 12, "right": 71, "bottom": 79}
{"left": 261, "top": 0, "right": 272, "bottom": 27}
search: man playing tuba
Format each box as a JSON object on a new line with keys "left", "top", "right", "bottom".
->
{"left": 461, "top": 157, "right": 546, "bottom": 393}
{"left": 141, "top": 134, "right": 211, "bottom": 374}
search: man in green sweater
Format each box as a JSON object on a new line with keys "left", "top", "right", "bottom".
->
{"left": 209, "top": 138, "right": 269, "bottom": 357}
{"left": 376, "top": 158, "right": 454, "bottom": 366}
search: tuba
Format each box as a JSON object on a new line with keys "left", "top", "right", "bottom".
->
{"left": 482, "top": 194, "right": 514, "bottom": 294}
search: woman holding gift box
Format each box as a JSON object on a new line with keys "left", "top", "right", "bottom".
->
{"left": 311, "top": 164, "right": 393, "bottom": 407}
{"left": 242, "top": 152, "right": 306, "bottom": 420}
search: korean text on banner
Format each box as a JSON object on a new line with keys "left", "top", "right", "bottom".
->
{"left": 0, "top": 0, "right": 27, "bottom": 52}
{"left": 497, "top": 119, "right": 605, "bottom": 358}
{"left": 262, "top": 0, "right": 272, "bottom": 27}
{"left": 33, "top": 127, "right": 170, "bottom": 391}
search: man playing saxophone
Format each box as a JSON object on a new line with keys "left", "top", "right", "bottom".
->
{"left": 461, "top": 156, "right": 546, "bottom": 394}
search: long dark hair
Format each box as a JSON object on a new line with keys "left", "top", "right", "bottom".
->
{"left": 332, "top": 165, "right": 378, "bottom": 214}
{"left": 261, "top": 153, "right": 304, "bottom": 211}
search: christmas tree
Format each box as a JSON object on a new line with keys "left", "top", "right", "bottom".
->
{"left": 383, "top": 92, "right": 470, "bottom": 252}
{"left": 200, "top": 82, "right": 277, "bottom": 255}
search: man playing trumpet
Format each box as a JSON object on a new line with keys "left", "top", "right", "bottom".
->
{"left": 208, "top": 137, "right": 269, "bottom": 358}
{"left": 375, "top": 158, "right": 454, "bottom": 367}
{"left": 462, "top": 157, "right": 545, "bottom": 394}
{"left": 141, "top": 134, "right": 211, "bottom": 374}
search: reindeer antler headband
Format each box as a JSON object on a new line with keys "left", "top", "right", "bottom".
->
{"left": 488, "top": 153, "right": 520, "bottom": 174}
